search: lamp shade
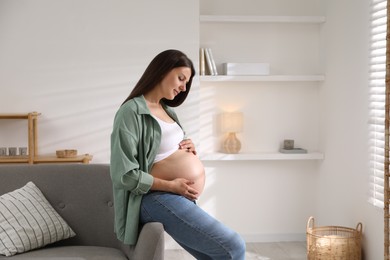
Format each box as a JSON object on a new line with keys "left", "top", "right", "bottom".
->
{"left": 220, "top": 112, "right": 243, "bottom": 133}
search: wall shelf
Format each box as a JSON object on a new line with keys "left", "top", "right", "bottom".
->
{"left": 33, "top": 154, "right": 93, "bottom": 164}
{"left": 199, "top": 11, "right": 324, "bottom": 159}
{"left": 0, "top": 156, "right": 30, "bottom": 163}
{"left": 0, "top": 112, "right": 92, "bottom": 164}
{"left": 0, "top": 112, "right": 40, "bottom": 164}
{"left": 200, "top": 152, "right": 324, "bottom": 161}
{"left": 200, "top": 75, "right": 325, "bottom": 82}
{"left": 0, "top": 155, "right": 93, "bottom": 164}
{"left": 200, "top": 15, "right": 326, "bottom": 24}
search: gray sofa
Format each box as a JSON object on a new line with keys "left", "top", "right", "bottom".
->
{"left": 0, "top": 164, "right": 165, "bottom": 260}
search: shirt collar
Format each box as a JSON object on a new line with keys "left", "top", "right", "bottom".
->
{"left": 132, "top": 95, "right": 175, "bottom": 119}
{"left": 132, "top": 95, "right": 150, "bottom": 115}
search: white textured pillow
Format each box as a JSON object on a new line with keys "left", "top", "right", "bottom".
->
{"left": 0, "top": 182, "right": 76, "bottom": 256}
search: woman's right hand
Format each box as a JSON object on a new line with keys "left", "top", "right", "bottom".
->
{"left": 151, "top": 177, "right": 199, "bottom": 200}
{"left": 170, "top": 178, "right": 199, "bottom": 200}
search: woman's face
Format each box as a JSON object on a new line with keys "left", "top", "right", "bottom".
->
{"left": 159, "top": 67, "right": 191, "bottom": 100}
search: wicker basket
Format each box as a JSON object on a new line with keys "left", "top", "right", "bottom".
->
{"left": 56, "top": 149, "right": 78, "bottom": 158}
{"left": 306, "top": 216, "right": 362, "bottom": 260}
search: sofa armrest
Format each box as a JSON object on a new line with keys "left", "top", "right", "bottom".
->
{"left": 121, "top": 222, "right": 165, "bottom": 260}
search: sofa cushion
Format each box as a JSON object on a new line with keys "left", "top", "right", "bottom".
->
{"left": 0, "top": 246, "right": 128, "bottom": 260}
{"left": 0, "top": 182, "right": 75, "bottom": 256}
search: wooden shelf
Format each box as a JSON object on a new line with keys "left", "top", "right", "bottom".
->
{"left": 0, "top": 156, "right": 29, "bottom": 163}
{"left": 34, "top": 154, "right": 93, "bottom": 164}
{"left": 0, "top": 113, "right": 40, "bottom": 119}
{"left": 0, "top": 155, "right": 93, "bottom": 164}
{"left": 200, "top": 152, "right": 324, "bottom": 161}
{"left": 0, "top": 112, "right": 92, "bottom": 164}
{"left": 0, "top": 112, "right": 40, "bottom": 164}
{"left": 200, "top": 15, "right": 326, "bottom": 24}
{"left": 200, "top": 75, "right": 325, "bottom": 82}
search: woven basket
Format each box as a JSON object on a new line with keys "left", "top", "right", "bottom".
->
{"left": 56, "top": 149, "right": 77, "bottom": 158}
{"left": 306, "top": 216, "right": 362, "bottom": 260}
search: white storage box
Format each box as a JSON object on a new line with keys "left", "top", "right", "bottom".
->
{"left": 223, "top": 63, "right": 270, "bottom": 75}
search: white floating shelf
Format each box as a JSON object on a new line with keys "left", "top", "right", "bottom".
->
{"left": 200, "top": 75, "right": 325, "bottom": 82}
{"left": 200, "top": 152, "right": 324, "bottom": 161}
{"left": 200, "top": 15, "right": 326, "bottom": 24}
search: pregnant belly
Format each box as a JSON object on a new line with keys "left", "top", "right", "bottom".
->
{"left": 150, "top": 149, "right": 205, "bottom": 195}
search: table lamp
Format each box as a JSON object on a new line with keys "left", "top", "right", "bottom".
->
{"left": 221, "top": 112, "right": 243, "bottom": 154}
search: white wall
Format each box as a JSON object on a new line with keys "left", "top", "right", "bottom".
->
{"left": 0, "top": 0, "right": 199, "bottom": 162}
{"left": 318, "top": 1, "right": 381, "bottom": 259}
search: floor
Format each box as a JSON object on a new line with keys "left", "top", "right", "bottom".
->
{"left": 165, "top": 241, "right": 307, "bottom": 260}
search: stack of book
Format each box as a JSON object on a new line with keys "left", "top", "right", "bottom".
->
{"left": 199, "top": 48, "right": 218, "bottom": 76}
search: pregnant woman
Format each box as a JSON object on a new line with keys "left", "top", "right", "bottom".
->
{"left": 110, "top": 49, "right": 245, "bottom": 259}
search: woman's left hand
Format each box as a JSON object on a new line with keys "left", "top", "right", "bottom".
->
{"left": 179, "top": 139, "right": 197, "bottom": 155}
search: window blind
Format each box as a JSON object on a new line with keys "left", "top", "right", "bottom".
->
{"left": 369, "top": 0, "right": 387, "bottom": 208}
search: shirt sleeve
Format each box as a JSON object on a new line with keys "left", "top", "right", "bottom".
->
{"left": 110, "top": 107, "right": 154, "bottom": 196}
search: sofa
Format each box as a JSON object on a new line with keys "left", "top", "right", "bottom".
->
{"left": 0, "top": 164, "right": 165, "bottom": 260}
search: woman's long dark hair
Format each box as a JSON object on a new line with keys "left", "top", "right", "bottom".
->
{"left": 122, "top": 49, "right": 195, "bottom": 107}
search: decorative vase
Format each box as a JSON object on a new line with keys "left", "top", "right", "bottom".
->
{"left": 223, "top": 132, "right": 241, "bottom": 154}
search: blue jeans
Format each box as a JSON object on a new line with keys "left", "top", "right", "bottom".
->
{"left": 140, "top": 192, "right": 246, "bottom": 260}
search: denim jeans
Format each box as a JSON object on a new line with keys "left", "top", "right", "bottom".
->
{"left": 140, "top": 192, "right": 246, "bottom": 260}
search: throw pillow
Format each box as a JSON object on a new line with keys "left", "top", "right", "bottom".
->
{"left": 0, "top": 181, "right": 76, "bottom": 256}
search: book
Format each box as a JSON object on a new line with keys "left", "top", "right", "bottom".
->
{"left": 199, "top": 48, "right": 206, "bottom": 76}
{"left": 206, "top": 48, "right": 218, "bottom": 75}
{"left": 204, "top": 48, "right": 215, "bottom": 75}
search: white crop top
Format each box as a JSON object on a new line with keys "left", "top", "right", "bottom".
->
{"left": 153, "top": 116, "right": 184, "bottom": 163}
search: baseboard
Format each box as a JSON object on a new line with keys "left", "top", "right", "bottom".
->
{"left": 164, "top": 232, "right": 306, "bottom": 250}
{"left": 241, "top": 233, "right": 306, "bottom": 243}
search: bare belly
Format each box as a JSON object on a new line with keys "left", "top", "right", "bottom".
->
{"left": 151, "top": 149, "right": 205, "bottom": 195}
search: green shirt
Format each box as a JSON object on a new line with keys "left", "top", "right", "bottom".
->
{"left": 110, "top": 95, "right": 182, "bottom": 245}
